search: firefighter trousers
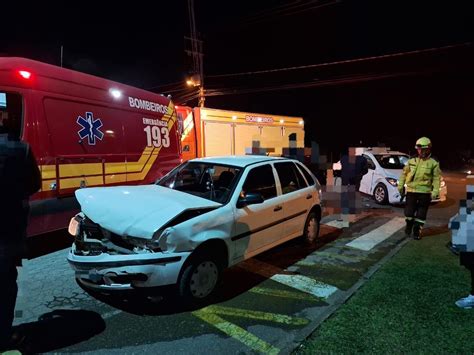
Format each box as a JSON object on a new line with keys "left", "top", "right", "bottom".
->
{"left": 404, "top": 192, "right": 431, "bottom": 224}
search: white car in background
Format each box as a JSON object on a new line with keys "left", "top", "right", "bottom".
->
{"left": 67, "top": 156, "right": 322, "bottom": 304}
{"left": 359, "top": 148, "right": 447, "bottom": 204}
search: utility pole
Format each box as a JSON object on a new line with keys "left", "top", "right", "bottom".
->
{"left": 60, "top": 45, "right": 64, "bottom": 67}
{"left": 187, "top": 0, "right": 205, "bottom": 107}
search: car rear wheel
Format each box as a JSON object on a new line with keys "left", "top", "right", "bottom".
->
{"left": 302, "top": 211, "right": 320, "bottom": 243}
{"left": 373, "top": 183, "right": 388, "bottom": 204}
{"left": 178, "top": 252, "right": 221, "bottom": 305}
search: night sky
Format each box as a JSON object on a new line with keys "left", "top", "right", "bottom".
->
{"left": 2, "top": 1, "right": 473, "bottom": 167}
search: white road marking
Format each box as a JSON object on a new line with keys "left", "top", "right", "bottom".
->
{"left": 323, "top": 220, "right": 347, "bottom": 229}
{"left": 270, "top": 274, "right": 338, "bottom": 299}
{"left": 346, "top": 217, "right": 405, "bottom": 251}
{"left": 101, "top": 309, "right": 122, "bottom": 320}
{"left": 239, "top": 259, "right": 338, "bottom": 300}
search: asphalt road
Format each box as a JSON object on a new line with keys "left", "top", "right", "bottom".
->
{"left": 14, "top": 172, "right": 467, "bottom": 354}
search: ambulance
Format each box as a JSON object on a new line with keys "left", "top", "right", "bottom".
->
{"left": 0, "top": 57, "right": 181, "bottom": 236}
{"left": 176, "top": 106, "right": 305, "bottom": 162}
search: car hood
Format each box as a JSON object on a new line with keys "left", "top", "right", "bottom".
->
{"left": 383, "top": 168, "right": 403, "bottom": 180}
{"left": 75, "top": 185, "right": 222, "bottom": 239}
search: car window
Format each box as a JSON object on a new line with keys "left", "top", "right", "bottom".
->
{"left": 296, "top": 163, "right": 315, "bottom": 185}
{"left": 274, "top": 162, "right": 305, "bottom": 194}
{"left": 363, "top": 155, "right": 376, "bottom": 170}
{"left": 291, "top": 163, "right": 307, "bottom": 188}
{"left": 242, "top": 164, "right": 277, "bottom": 200}
{"left": 157, "top": 162, "right": 240, "bottom": 203}
{"left": 399, "top": 155, "right": 409, "bottom": 166}
{"left": 374, "top": 154, "right": 409, "bottom": 169}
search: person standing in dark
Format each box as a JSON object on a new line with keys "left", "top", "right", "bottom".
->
{"left": 0, "top": 110, "right": 41, "bottom": 352}
{"left": 340, "top": 147, "right": 368, "bottom": 226}
{"left": 340, "top": 147, "right": 369, "bottom": 190}
{"left": 398, "top": 137, "right": 440, "bottom": 240}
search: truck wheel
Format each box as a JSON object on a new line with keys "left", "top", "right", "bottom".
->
{"left": 373, "top": 184, "right": 388, "bottom": 204}
{"left": 302, "top": 211, "right": 320, "bottom": 243}
{"left": 178, "top": 252, "right": 221, "bottom": 305}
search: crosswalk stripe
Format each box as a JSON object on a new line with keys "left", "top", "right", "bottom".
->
{"left": 249, "top": 287, "right": 321, "bottom": 301}
{"left": 323, "top": 220, "right": 347, "bottom": 229}
{"left": 295, "top": 260, "right": 362, "bottom": 273}
{"left": 270, "top": 274, "right": 338, "bottom": 299}
{"left": 193, "top": 308, "right": 280, "bottom": 355}
{"left": 207, "top": 305, "right": 309, "bottom": 326}
{"left": 309, "top": 251, "right": 366, "bottom": 262}
{"left": 239, "top": 259, "right": 339, "bottom": 300}
{"left": 346, "top": 217, "right": 405, "bottom": 251}
{"left": 101, "top": 309, "right": 123, "bottom": 320}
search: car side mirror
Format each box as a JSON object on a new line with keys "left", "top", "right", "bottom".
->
{"left": 237, "top": 192, "right": 264, "bottom": 208}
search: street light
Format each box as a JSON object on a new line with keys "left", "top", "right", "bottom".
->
{"left": 185, "top": 74, "right": 205, "bottom": 107}
{"left": 186, "top": 74, "right": 201, "bottom": 87}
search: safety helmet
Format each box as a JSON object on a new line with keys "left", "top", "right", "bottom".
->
{"left": 415, "top": 137, "right": 432, "bottom": 149}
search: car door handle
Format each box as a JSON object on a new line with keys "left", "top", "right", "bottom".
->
{"left": 306, "top": 194, "right": 312, "bottom": 200}
{"left": 274, "top": 205, "right": 283, "bottom": 212}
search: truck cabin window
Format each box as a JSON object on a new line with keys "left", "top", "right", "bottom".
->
{"left": 0, "top": 92, "right": 23, "bottom": 140}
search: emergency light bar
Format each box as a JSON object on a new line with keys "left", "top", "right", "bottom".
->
{"left": 18, "top": 70, "right": 32, "bottom": 79}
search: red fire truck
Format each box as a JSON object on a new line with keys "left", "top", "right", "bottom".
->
{"left": 0, "top": 57, "right": 182, "bottom": 236}
{"left": 176, "top": 106, "right": 305, "bottom": 162}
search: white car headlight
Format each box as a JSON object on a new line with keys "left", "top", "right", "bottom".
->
{"left": 385, "top": 178, "right": 398, "bottom": 187}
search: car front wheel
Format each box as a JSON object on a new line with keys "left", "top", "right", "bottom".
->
{"left": 178, "top": 252, "right": 221, "bottom": 305}
{"left": 373, "top": 183, "right": 388, "bottom": 204}
{"left": 302, "top": 211, "right": 320, "bottom": 243}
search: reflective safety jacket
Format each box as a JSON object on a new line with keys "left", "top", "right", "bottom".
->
{"left": 398, "top": 156, "right": 441, "bottom": 194}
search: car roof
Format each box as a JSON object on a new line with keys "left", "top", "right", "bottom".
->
{"left": 365, "top": 150, "right": 407, "bottom": 156}
{"left": 190, "top": 155, "right": 289, "bottom": 168}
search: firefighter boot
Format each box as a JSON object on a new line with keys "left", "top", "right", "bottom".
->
{"left": 413, "top": 221, "right": 423, "bottom": 240}
{"left": 404, "top": 219, "right": 414, "bottom": 237}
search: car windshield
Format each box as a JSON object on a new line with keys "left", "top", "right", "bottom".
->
{"left": 157, "top": 161, "right": 241, "bottom": 204}
{"left": 374, "top": 154, "right": 409, "bottom": 169}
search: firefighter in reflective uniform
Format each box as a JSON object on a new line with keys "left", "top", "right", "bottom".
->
{"left": 398, "top": 137, "right": 441, "bottom": 240}
{"left": 0, "top": 112, "right": 41, "bottom": 352}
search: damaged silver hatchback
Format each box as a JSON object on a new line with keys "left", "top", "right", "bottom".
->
{"left": 67, "top": 156, "right": 322, "bottom": 303}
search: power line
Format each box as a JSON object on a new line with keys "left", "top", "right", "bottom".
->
{"left": 148, "top": 42, "right": 471, "bottom": 98}
{"left": 146, "top": 80, "right": 186, "bottom": 91}
{"left": 173, "top": 91, "right": 200, "bottom": 104}
{"left": 240, "top": 0, "right": 340, "bottom": 26}
{"left": 203, "top": 69, "right": 439, "bottom": 97}
{"left": 207, "top": 42, "right": 472, "bottom": 79}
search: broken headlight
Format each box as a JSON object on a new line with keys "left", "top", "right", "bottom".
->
{"left": 154, "top": 227, "right": 174, "bottom": 252}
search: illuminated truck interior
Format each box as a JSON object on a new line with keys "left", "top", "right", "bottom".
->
{"left": 0, "top": 91, "right": 23, "bottom": 140}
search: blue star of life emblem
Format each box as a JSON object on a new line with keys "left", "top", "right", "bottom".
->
{"left": 77, "top": 112, "right": 104, "bottom": 145}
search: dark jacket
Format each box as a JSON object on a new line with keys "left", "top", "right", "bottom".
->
{"left": 340, "top": 154, "right": 368, "bottom": 186}
{"left": 0, "top": 133, "right": 41, "bottom": 260}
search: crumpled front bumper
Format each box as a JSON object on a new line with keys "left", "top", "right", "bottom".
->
{"left": 67, "top": 244, "right": 190, "bottom": 291}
